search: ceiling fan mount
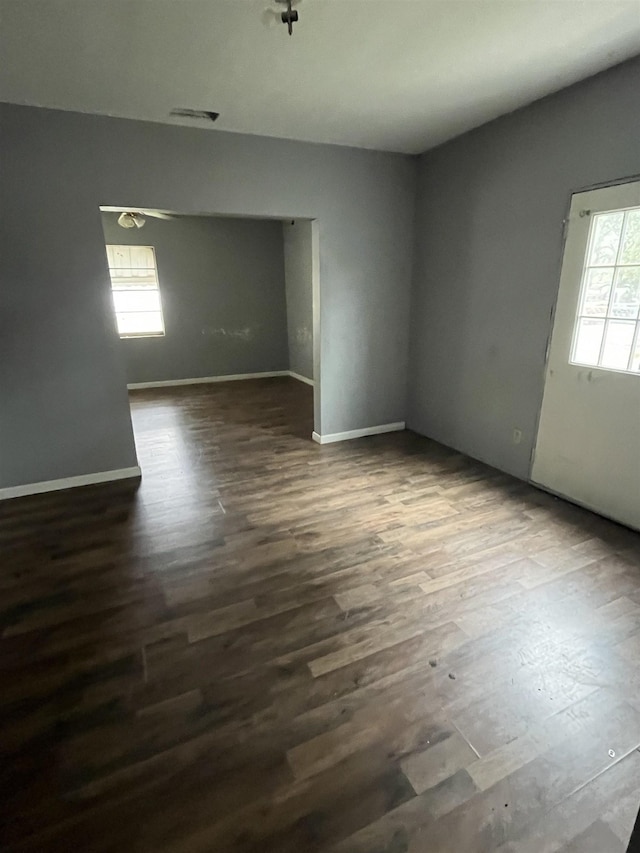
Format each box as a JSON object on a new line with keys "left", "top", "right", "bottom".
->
{"left": 117, "top": 212, "right": 145, "bottom": 229}
{"left": 276, "top": 0, "right": 299, "bottom": 35}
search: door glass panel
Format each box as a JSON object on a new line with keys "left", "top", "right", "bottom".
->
{"left": 573, "top": 318, "right": 604, "bottom": 365}
{"left": 571, "top": 205, "right": 640, "bottom": 371}
{"left": 580, "top": 268, "right": 614, "bottom": 316}
{"left": 619, "top": 209, "right": 640, "bottom": 265}
{"left": 611, "top": 267, "right": 640, "bottom": 319}
{"left": 588, "top": 212, "right": 624, "bottom": 266}
{"left": 600, "top": 320, "right": 635, "bottom": 369}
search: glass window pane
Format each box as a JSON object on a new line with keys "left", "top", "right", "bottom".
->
{"left": 588, "top": 212, "right": 624, "bottom": 266}
{"left": 112, "top": 289, "right": 161, "bottom": 313}
{"left": 107, "top": 245, "right": 158, "bottom": 285}
{"left": 571, "top": 207, "right": 640, "bottom": 374}
{"left": 611, "top": 267, "right": 640, "bottom": 319}
{"left": 110, "top": 274, "right": 157, "bottom": 288}
{"left": 107, "top": 245, "right": 155, "bottom": 270}
{"left": 107, "top": 245, "right": 130, "bottom": 269}
{"left": 573, "top": 318, "right": 605, "bottom": 366}
{"left": 130, "top": 246, "right": 156, "bottom": 271}
{"left": 580, "top": 268, "right": 614, "bottom": 317}
{"left": 600, "top": 320, "right": 635, "bottom": 369}
{"left": 116, "top": 311, "right": 164, "bottom": 335}
{"left": 620, "top": 210, "right": 640, "bottom": 265}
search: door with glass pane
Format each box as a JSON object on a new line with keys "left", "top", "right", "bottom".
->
{"left": 532, "top": 180, "right": 640, "bottom": 530}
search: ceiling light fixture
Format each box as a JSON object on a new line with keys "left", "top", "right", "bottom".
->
{"left": 117, "top": 212, "right": 145, "bottom": 229}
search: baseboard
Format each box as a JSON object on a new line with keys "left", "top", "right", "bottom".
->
{"left": 312, "top": 422, "right": 405, "bottom": 445}
{"left": 127, "top": 371, "right": 314, "bottom": 390}
{"left": 0, "top": 466, "right": 142, "bottom": 501}
{"left": 288, "top": 371, "right": 314, "bottom": 387}
{"left": 128, "top": 371, "right": 290, "bottom": 390}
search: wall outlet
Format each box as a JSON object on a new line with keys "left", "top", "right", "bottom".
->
{"left": 513, "top": 428, "right": 523, "bottom": 445}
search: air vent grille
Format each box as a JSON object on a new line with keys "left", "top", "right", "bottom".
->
{"left": 170, "top": 109, "right": 219, "bottom": 122}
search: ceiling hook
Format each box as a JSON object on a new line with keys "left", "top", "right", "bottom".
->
{"left": 279, "top": 0, "right": 298, "bottom": 35}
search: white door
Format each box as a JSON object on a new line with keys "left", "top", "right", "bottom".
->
{"left": 532, "top": 180, "right": 640, "bottom": 530}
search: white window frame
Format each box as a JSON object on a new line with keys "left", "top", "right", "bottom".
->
{"left": 106, "top": 244, "right": 165, "bottom": 339}
{"left": 570, "top": 204, "right": 640, "bottom": 375}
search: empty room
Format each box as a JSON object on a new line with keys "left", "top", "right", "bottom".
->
{"left": 1, "top": 1, "right": 640, "bottom": 851}
{"left": 100, "top": 208, "right": 316, "bottom": 472}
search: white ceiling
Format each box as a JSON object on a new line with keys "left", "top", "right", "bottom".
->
{"left": 1, "top": 0, "right": 639, "bottom": 154}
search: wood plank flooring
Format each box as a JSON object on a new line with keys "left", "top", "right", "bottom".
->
{"left": 2, "top": 376, "right": 640, "bottom": 852}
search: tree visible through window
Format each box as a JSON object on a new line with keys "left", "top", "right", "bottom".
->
{"left": 106, "top": 245, "right": 165, "bottom": 337}
{"left": 572, "top": 206, "right": 640, "bottom": 373}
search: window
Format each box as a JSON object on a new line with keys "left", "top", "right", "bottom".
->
{"left": 106, "top": 245, "right": 165, "bottom": 337}
{"left": 571, "top": 206, "right": 640, "bottom": 372}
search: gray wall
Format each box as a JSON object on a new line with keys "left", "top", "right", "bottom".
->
{"left": 101, "top": 212, "right": 288, "bottom": 384}
{"left": 0, "top": 102, "right": 415, "bottom": 490}
{"left": 283, "top": 219, "right": 314, "bottom": 382}
{"left": 0, "top": 111, "right": 138, "bottom": 487}
{"left": 408, "top": 56, "right": 640, "bottom": 481}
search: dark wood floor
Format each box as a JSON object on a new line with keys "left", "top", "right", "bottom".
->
{"left": 2, "top": 377, "right": 640, "bottom": 852}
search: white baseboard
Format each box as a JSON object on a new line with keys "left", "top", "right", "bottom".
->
{"left": 312, "top": 422, "right": 405, "bottom": 445}
{"left": 0, "top": 466, "right": 141, "bottom": 501}
{"left": 127, "top": 371, "right": 289, "bottom": 390}
{"left": 288, "top": 371, "right": 314, "bottom": 387}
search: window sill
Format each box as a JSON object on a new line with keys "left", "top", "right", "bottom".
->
{"left": 119, "top": 333, "right": 166, "bottom": 339}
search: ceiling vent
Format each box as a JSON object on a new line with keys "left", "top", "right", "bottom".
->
{"left": 170, "top": 108, "right": 219, "bottom": 123}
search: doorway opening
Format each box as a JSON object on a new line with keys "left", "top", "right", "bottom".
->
{"left": 98, "top": 206, "right": 320, "bottom": 474}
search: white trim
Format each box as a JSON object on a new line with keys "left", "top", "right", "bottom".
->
{"left": 288, "top": 371, "right": 314, "bottom": 387}
{"left": 127, "top": 371, "right": 289, "bottom": 390}
{"left": 312, "top": 422, "right": 405, "bottom": 445}
{"left": 0, "top": 466, "right": 142, "bottom": 501}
